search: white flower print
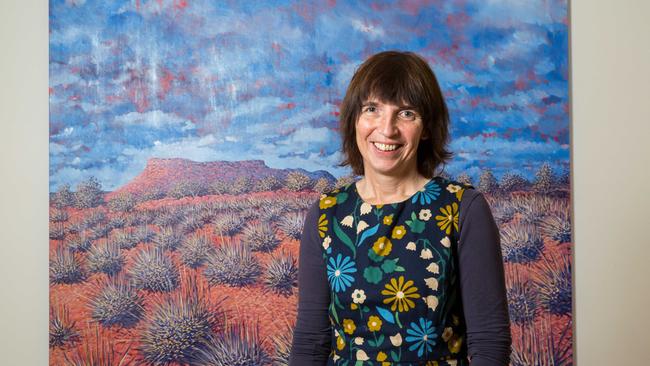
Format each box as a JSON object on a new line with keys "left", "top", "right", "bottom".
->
{"left": 356, "top": 220, "right": 369, "bottom": 233}
{"left": 351, "top": 289, "right": 366, "bottom": 304}
{"left": 333, "top": 354, "right": 340, "bottom": 362}
{"left": 423, "top": 295, "right": 439, "bottom": 310}
{"left": 354, "top": 337, "right": 364, "bottom": 345}
{"left": 390, "top": 333, "right": 403, "bottom": 346}
{"left": 418, "top": 209, "right": 432, "bottom": 221}
{"left": 425, "top": 277, "right": 439, "bottom": 291}
{"left": 322, "top": 236, "right": 331, "bottom": 250}
{"left": 446, "top": 184, "right": 462, "bottom": 193}
{"left": 440, "top": 236, "right": 451, "bottom": 248}
{"left": 426, "top": 262, "right": 440, "bottom": 274}
{"left": 420, "top": 248, "right": 433, "bottom": 259}
{"left": 406, "top": 241, "right": 417, "bottom": 251}
{"left": 360, "top": 202, "right": 372, "bottom": 215}
{"left": 341, "top": 215, "right": 354, "bottom": 227}
{"left": 356, "top": 349, "right": 369, "bottom": 361}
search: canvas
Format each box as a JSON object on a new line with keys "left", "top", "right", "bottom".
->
{"left": 49, "top": 0, "right": 571, "bottom": 364}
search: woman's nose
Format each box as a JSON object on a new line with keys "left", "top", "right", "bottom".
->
{"left": 378, "top": 113, "right": 399, "bottom": 137}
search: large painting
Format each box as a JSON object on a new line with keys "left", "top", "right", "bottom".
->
{"left": 49, "top": 0, "right": 571, "bottom": 364}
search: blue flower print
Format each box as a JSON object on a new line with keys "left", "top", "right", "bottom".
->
{"left": 327, "top": 253, "right": 357, "bottom": 293}
{"left": 405, "top": 318, "right": 438, "bottom": 357}
{"left": 411, "top": 181, "right": 441, "bottom": 205}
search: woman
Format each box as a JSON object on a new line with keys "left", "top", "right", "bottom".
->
{"left": 289, "top": 51, "right": 511, "bottom": 366}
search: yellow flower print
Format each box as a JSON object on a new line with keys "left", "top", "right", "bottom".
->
{"left": 381, "top": 276, "right": 421, "bottom": 312}
{"left": 455, "top": 188, "right": 465, "bottom": 201}
{"left": 426, "top": 362, "right": 439, "bottom": 366}
{"left": 377, "top": 351, "right": 388, "bottom": 362}
{"left": 320, "top": 195, "right": 337, "bottom": 209}
{"left": 391, "top": 225, "right": 407, "bottom": 239}
{"left": 448, "top": 334, "right": 463, "bottom": 354}
{"left": 435, "top": 202, "right": 459, "bottom": 235}
{"left": 318, "top": 214, "right": 328, "bottom": 238}
{"left": 383, "top": 214, "right": 393, "bottom": 225}
{"left": 343, "top": 319, "right": 356, "bottom": 335}
{"left": 367, "top": 315, "right": 382, "bottom": 332}
{"left": 351, "top": 303, "right": 358, "bottom": 310}
{"left": 372, "top": 237, "right": 393, "bottom": 256}
{"left": 442, "top": 327, "right": 454, "bottom": 342}
{"left": 336, "top": 335, "right": 345, "bottom": 350}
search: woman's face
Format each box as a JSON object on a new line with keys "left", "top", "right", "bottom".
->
{"left": 355, "top": 97, "right": 426, "bottom": 178}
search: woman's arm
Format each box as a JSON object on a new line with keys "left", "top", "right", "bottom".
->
{"left": 458, "top": 189, "right": 512, "bottom": 365}
{"left": 288, "top": 201, "right": 332, "bottom": 365}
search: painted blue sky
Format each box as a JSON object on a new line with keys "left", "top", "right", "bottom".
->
{"left": 49, "top": 0, "right": 569, "bottom": 192}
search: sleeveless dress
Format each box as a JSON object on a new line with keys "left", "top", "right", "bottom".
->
{"left": 317, "top": 176, "right": 472, "bottom": 366}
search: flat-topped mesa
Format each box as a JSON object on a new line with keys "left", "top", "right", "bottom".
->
{"left": 109, "top": 157, "right": 335, "bottom": 198}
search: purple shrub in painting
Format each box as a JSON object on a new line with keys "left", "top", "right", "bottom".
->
{"left": 270, "top": 324, "right": 294, "bottom": 366}
{"left": 129, "top": 248, "right": 179, "bottom": 293}
{"left": 179, "top": 233, "right": 215, "bottom": 268}
{"left": 500, "top": 224, "right": 544, "bottom": 263}
{"left": 533, "top": 254, "right": 572, "bottom": 317}
{"left": 74, "top": 176, "right": 105, "bottom": 209}
{"left": 87, "top": 241, "right": 124, "bottom": 277}
{"left": 254, "top": 175, "right": 283, "bottom": 192}
{"left": 204, "top": 241, "right": 261, "bottom": 287}
{"left": 66, "top": 235, "right": 92, "bottom": 252}
{"left": 153, "top": 226, "right": 183, "bottom": 251}
{"left": 285, "top": 171, "right": 312, "bottom": 192}
{"left": 111, "top": 229, "right": 139, "bottom": 250}
{"left": 277, "top": 211, "right": 306, "bottom": 240}
{"left": 49, "top": 305, "right": 79, "bottom": 349}
{"left": 540, "top": 199, "right": 572, "bottom": 243}
{"left": 212, "top": 211, "right": 245, "bottom": 237}
{"left": 140, "top": 280, "right": 222, "bottom": 365}
{"left": 263, "top": 252, "right": 298, "bottom": 296}
{"left": 241, "top": 222, "right": 280, "bottom": 253}
{"left": 50, "top": 247, "right": 85, "bottom": 285}
{"left": 193, "top": 322, "right": 270, "bottom": 366}
{"left": 89, "top": 279, "right": 144, "bottom": 328}
{"left": 506, "top": 272, "right": 539, "bottom": 326}
{"left": 511, "top": 317, "right": 572, "bottom": 366}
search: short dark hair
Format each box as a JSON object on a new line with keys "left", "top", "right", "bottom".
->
{"left": 339, "top": 51, "right": 452, "bottom": 177}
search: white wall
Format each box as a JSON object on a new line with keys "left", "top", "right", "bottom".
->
{"left": 571, "top": 0, "right": 650, "bottom": 364}
{"left": 1, "top": 0, "right": 649, "bottom": 364}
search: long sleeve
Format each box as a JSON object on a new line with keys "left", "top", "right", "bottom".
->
{"left": 289, "top": 201, "right": 332, "bottom": 365}
{"left": 458, "top": 189, "right": 512, "bottom": 365}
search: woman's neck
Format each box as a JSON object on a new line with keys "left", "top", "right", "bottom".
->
{"left": 356, "top": 171, "right": 431, "bottom": 205}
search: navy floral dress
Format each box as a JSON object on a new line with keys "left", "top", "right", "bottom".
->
{"left": 317, "top": 177, "right": 472, "bottom": 366}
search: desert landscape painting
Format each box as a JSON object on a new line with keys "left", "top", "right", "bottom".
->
{"left": 50, "top": 1, "right": 571, "bottom": 364}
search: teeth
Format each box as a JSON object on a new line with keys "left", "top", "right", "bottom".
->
{"left": 374, "top": 142, "right": 399, "bottom": 151}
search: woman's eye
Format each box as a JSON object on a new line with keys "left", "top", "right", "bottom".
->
{"left": 399, "top": 110, "right": 418, "bottom": 120}
{"left": 363, "top": 106, "right": 377, "bottom": 113}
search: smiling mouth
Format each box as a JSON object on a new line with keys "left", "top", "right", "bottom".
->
{"left": 373, "top": 142, "right": 402, "bottom": 151}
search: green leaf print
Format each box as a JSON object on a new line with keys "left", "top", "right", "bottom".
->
{"left": 367, "top": 248, "right": 384, "bottom": 263}
{"left": 394, "top": 265, "right": 406, "bottom": 272}
{"left": 391, "top": 350, "right": 400, "bottom": 362}
{"left": 381, "top": 258, "right": 398, "bottom": 273}
{"left": 333, "top": 217, "right": 356, "bottom": 257}
{"left": 376, "top": 334, "right": 385, "bottom": 346}
{"left": 363, "top": 266, "right": 383, "bottom": 284}
{"left": 336, "top": 191, "right": 348, "bottom": 204}
{"left": 405, "top": 212, "right": 425, "bottom": 233}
